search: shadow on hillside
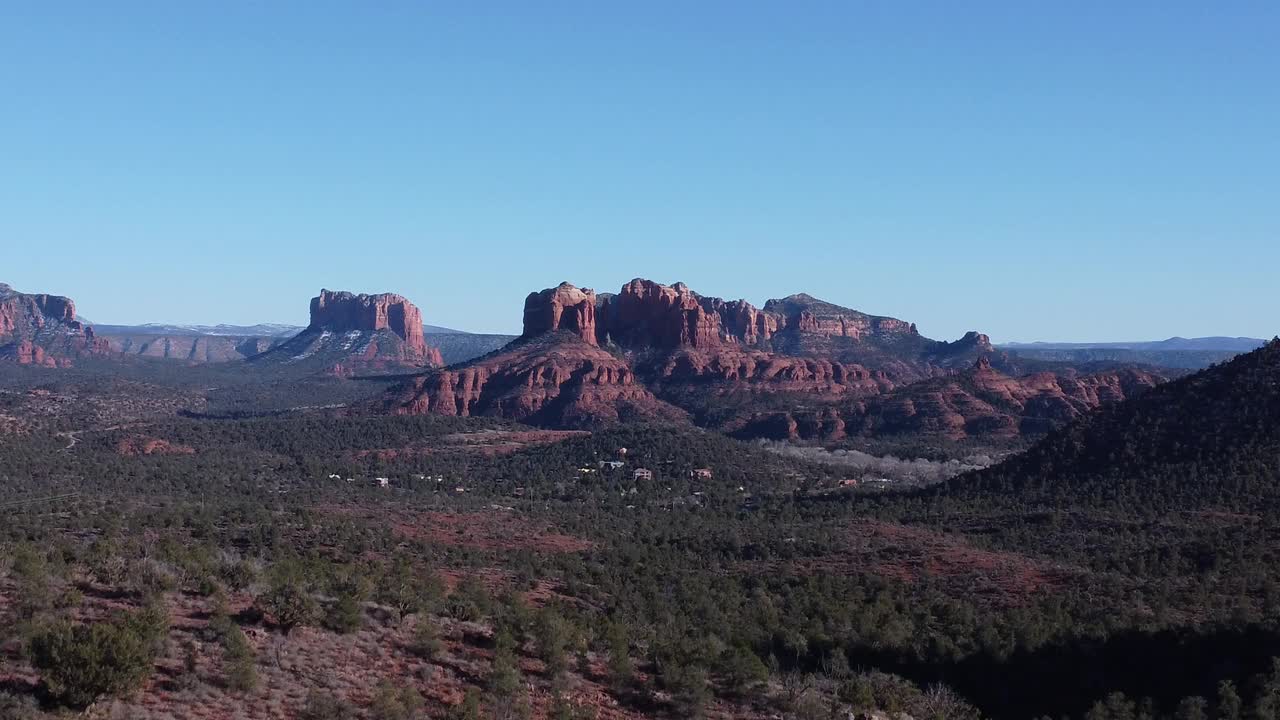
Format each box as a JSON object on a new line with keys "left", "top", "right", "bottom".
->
{"left": 850, "top": 624, "right": 1280, "bottom": 720}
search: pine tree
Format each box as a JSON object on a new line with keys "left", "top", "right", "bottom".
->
{"left": 1217, "top": 680, "right": 1243, "bottom": 720}
{"left": 1175, "top": 696, "right": 1208, "bottom": 720}
{"left": 605, "top": 621, "right": 633, "bottom": 692}
{"left": 222, "top": 623, "right": 258, "bottom": 693}
{"left": 410, "top": 619, "right": 444, "bottom": 660}
{"left": 489, "top": 628, "right": 527, "bottom": 720}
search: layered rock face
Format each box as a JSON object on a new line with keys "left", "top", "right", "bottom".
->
{"left": 0, "top": 283, "right": 108, "bottom": 366}
{"left": 255, "top": 289, "right": 442, "bottom": 370}
{"left": 0, "top": 290, "right": 75, "bottom": 333}
{"left": 731, "top": 359, "right": 1167, "bottom": 442}
{"left": 436, "top": 277, "right": 998, "bottom": 429}
{"left": 387, "top": 334, "right": 686, "bottom": 427}
{"left": 310, "top": 289, "right": 429, "bottom": 358}
{"left": 522, "top": 283, "right": 598, "bottom": 346}
{"left": 387, "top": 277, "right": 1166, "bottom": 437}
{"left": 761, "top": 293, "right": 919, "bottom": 342}
{"left": 102, "top": 334, "right": 287, "bottom": 363}
{"left": 644, "top": 347, "right": 895, "bottom": 395}
{"left": 595, "top": 279, "right": 782, "bottom": 349}
{"left": 518, "top": 279, "right": 967, "bottom": 360}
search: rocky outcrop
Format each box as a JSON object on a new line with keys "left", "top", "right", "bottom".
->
{"left": 597, "top": 279, "right": 725, "bottom": 349}
{"left": 593, "top": 279, "right": 787, "bottom": 349}
{"left": 310, "top": 289, "right": 429, "bottom": 358}
{"left": 0, "top": 340, "right": 54, "bottom": 367}
{"left": 385, "top": 277, "right": 1169, "bottom": 440}
{"left": 0, "top": 283, "right": 109, "bottom": 366}
{"left": 762, "top": 293, "right": 920, "bottom": 342}
{"left": 522, "top": 283, "right": 598, "bottom": 345}
{"left": 116, "top": 436, "right": 197, "bottom": 456}
{"left": 933, "top": 331, "right": 995, "bottom": 359}
{"left": 644, "top": 347, "right": 896, "bottom": 395}
{"left": 386, "top": 333, "right": 686, "bottom": 428}
{"left": 254, "top": 289, "right": 443, "bottom": 370}
{"left": 731, "top": 360, "right": 1167, "bottom": 442}
{"left": 520, "top": 279, "right": 957, "bottom": 361}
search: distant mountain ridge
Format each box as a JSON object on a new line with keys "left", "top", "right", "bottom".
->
{"left": 1003, "top": 337, "right": 1266, "bottom": 352}
{"left": 90, "top": 320, "right": 489, "bottom": 364}
{"left": 428, "top": 333, "right": 519, "bottom": 365}
{"left": 1000, "top": 337, "right": 1266, "bottom": 371}
{"left": 93, "top": 322, "right": 304, "bottom": 338}
{"left": 92, "top": 321, "right": 470, "bottom": 337}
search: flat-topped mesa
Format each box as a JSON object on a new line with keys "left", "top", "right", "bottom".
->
{"left": 310, "top": 289, "right": 427, "bottom": 355}
{"left": 522, "top": 282, "right": 599, "bottom": 346}
{"left": 761, "top": 293, "right": 919, "bottom": 341}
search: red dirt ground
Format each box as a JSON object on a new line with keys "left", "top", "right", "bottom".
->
{"left": 116, "top": 436, "right": 198, "bottom": 456}
{"left": 352, "top": 429, "right": 589, "bottom": 460}
{"left": 0, "top": 575, "right": 772, "bottom": 720}
{"left": 325, "top": 506, "right": 597, "bottom": 555}
{"left": 746, "top": 519, "right": 1076, "bottom": 606}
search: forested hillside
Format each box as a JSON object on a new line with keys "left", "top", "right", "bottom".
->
{"left": 947, "top": 339, "right": 1280, "bottom": 510}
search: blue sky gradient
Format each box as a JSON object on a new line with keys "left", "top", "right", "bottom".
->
{"left": 2, "top": 2, "right": 1276, "bottom": 340}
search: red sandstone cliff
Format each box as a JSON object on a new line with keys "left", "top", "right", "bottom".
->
{"left": 729, "top": 358, "right": 1167, "bottom": 442}
{"left": 386, "top": 333, "right": 686, "bottom": 427}
{"left": 522, "top": 283, "right": 599, "bottom": 346}
{"left": 383, "top": 277, "right": 1168, "bottom": 438}
{"left": 0, "top": 283, "right": 109, "bottom": 366}
{"left": 253, "top": 289, "right": 442, "bottom": 369}
{"left": 595, "top": 279, "right": 782, "bottom": 349}
{"left": 310, "top": 289, "right": 431, "bottom": 359}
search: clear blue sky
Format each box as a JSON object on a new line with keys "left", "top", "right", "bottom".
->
{"left": 2, "top": 2, "right": 1276, "bottom": 341}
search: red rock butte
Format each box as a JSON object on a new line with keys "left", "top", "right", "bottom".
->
{"left": 597, "top": 278, "right": 777, "bottom": 349}
{"left": 522, "top": 283, "right": 599, "bottom": 346}
{"left": 405, "top": 276, "right": 1163, "bottom": 436}
{"left": 310, "top": 289, "right": 429, "bottom": 358}
{"left": 520, "top": 278, "right": 929, "bottom": 352}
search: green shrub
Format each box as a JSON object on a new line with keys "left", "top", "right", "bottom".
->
{"left": 376, "top": 555, "right": 444, "bottom": 620}
{"left": 410, "top": 619, "right": 444, "bottom": 660}
{"left": 222, "top": 623, "right": 258, "bottom": 692}
{"left": 301, "top": 690, "right": 355, "bottom": 720}
{"left": 257, "top": 579, "right": 319, "bottom": 633}
{"left": 27, "top": 608, "right": 166, "bottom": 707}
{"left": 324, "top": 589, "right": 364, "bottom": 634}
{"left": 370, "top": 680, "right": 423, "bottom": 720}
